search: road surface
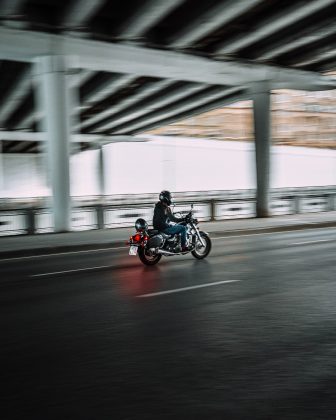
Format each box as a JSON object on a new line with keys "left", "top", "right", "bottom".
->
{"left": 1, "top": 227, "right": 336, "bottom": 419}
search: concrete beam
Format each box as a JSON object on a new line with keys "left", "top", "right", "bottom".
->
{"left": 131, "top": 91, "right": 248, "bottom": 135}
{"left": 215, "top": 0, "right": 335, "bottom": 55}
{"left": 94, "top": 83, "right": 209, "bottom": 132}
{"left": 80, "top": 79, "right": 175, "bottom": 130}
{"left": 0, "top": 67, "right": 31, "bottom": 127}
{"left": 118, "top": 0, "right": 185, "bottom": 39}
{"left": 3, "top": 140, "right": 34, "bottom": 153}
{"left": 169, "top": 0, "right": 263, "bottom": 49}
{"left": 0, "top": 131, "right": 150, "bottom": 144}
{"left": 0, "top": 0, "right": 25, "bottom": 17}
{"left": 0, "top": 27, "right": 335, "bottom": 90}
{"left": 13, "top": 69, "right": 94, "bottom": 130}
{"left": 82, "top": 74, "right": 137, "bottom": 104}
{"left": 62, "top": 0, "right": 105, "bottom": 29}
{"left": 10, "top": 2, "right": 97, "bottom": 132}
{"left": 19, "top": 142, "right": 39, "bottom": 153}
{"left": 258, "top": 20, "right": 336, "bottom": 61}
{"left": 320, "top": 60, "right": 336, "bottom": 73}
{"left": 71, "top": 69, "right": 96, "bottom": 87}
{"left": 114, "top": 86, "right": 244, "bottom": 134}
{"left": 294, "top": 47, "right": 336, "bottom": 68}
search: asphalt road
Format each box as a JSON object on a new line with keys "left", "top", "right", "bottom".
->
{"left": 1, "top": 227, "right": 336, "bottom": 420}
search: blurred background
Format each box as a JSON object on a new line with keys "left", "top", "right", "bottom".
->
{"left": 2, "top": 90, "right": 336, "bottom": 198}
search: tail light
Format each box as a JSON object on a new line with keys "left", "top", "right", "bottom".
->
{"left": 135, "top": 234, "right": 142, "bottom": 242}
{"left": 129, "top": 233, "right": 148, "bottom": 245}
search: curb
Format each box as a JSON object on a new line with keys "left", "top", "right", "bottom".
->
{"left": 0, "top": 221, "right": 335, "bottom": 260}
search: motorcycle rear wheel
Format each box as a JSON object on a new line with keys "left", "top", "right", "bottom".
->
{"left": 192, "top": 232, "right": 211, "bottom": 259}
{"left": 138, "top": 247, "right": 162, "bottom": 266}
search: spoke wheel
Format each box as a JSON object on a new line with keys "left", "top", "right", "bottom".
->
{"left": 191, "top": 232, "right": 212, "bottom": 260}
{"left": 138, "top": 247, "right": 162, "bottom": 266}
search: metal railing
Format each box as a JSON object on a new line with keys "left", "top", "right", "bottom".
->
{"left": 0, "top": 186, "right": 335, "bottom": 236}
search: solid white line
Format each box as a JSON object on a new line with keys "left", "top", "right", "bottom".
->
{"left": 30, "top": 264, "right": 113, "bottom": 277}
{"left": 136, "top": 279, "right": 240, "bottom": 298}
{"left": 291, "top": 239, "right": 331, "bottom": 246}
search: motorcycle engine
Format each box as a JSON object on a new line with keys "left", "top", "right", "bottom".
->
{"left": 164, "top": 236, "right": 180, "bottom": 253}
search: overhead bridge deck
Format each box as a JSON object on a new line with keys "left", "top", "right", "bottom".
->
{"left": 0, "top": 0, "right": 335, "bottom": 229}
{"left": 0, "top": 0, "right": 335, "bottom": 153}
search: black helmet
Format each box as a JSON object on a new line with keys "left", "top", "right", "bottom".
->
{"left": 135, "top": 218, "right": 148, "bottom": 232}
{"left": 159, "top": 190, "right": 172, "bottom": 206}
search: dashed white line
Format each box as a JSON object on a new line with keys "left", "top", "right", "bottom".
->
{"left": 136, "top": 279, "right": 240, "bottom": 298}
{"left": 291, "top": 239, "right": 331, "bottom": 246}
{"left": 0, "top": 246, "right": 127, "bottom": 262}
{"left": 30, "top": 264, "right": 113, "bottom": 277}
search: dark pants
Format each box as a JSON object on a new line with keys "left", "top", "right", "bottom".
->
{"left": 163, "top": 225, "right": 187, "bottom": 247}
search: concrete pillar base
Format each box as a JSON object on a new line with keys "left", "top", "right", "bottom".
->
{"left": 256, "top": 209, "right": 270, "bottom": 218}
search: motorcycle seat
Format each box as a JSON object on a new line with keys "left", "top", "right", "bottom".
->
{"left": 147, "top": 229, "right": 159, "bottom": 236}
{"left": 147, "top": 229, "right": 174, "bottom": 239}
{"left": 160, "top": 232, "right": 174, "bottom": 239}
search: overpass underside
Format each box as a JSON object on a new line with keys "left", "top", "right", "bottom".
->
{"left": 0, "top": 0, "right": 335, "bottom": 230}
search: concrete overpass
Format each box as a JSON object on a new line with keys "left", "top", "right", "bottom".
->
{"left": 0, "top": 0, "right": 336, "bottom": 230}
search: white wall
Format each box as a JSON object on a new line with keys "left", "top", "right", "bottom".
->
{"left": 271, "top": 146, "right": 336, "bottom": 188}
{"left": 104, "top": 137, "right": 256, "bottom": 194}
{"left": 1, "top": 154, "right": 48, "bottom": 198}
{"left": 71, "top": 149, "right": 100, "bottom": 196}
{"left": 1, "top": 136, "right": 335, "bottom": 198}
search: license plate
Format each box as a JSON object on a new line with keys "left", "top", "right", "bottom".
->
{"left": 129, "top": 245, "right": 138, "bottom": 256}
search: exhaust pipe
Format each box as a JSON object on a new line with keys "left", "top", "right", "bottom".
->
{"left": 157, "top": 249, "right": 176, "bottom": 255}
{"left": 157, "top": 248, "right": 194, "bottom": 256}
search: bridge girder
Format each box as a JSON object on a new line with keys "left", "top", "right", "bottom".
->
{"left": 0, "top": 27, "right": 335, "bottom": 91}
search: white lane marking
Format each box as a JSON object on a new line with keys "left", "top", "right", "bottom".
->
{"left": 212, "top": 225, "right": 336, "bottom": 241}
{"left": 291, "top": 239, "right": 332, "bottom": 246}
{"left": 137, "top": 279, "right": 240, "bottom": 298}
{"left": 2, "top": 224, "right": 336, "bottom": 262}
{"left": 30, "top": 264, "right": 113, "bottom": 277}
{"left": 0, "top": 246, "right": 127, "bottom": 262}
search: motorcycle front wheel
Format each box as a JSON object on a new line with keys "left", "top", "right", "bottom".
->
{"left": 138, "top": 247, "right": 162, "bottom": 266}
{"left": 192, "top": 232, "right": 212, "bottom": 259}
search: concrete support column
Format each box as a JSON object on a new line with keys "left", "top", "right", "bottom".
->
{"left": 252, "top": 82, "right": 271, "bottom": 218}
{"left": 98, "top": 145, "right": 105, "bottom": 198}
{"left": 328, "top": 194, "right": 335, "bottom": 211}
{"left": 95, "top": 144, "right": 105, "bottom": 229}
{"left": 0, "top": 141, "right": 3, "bottom": 196}
{"left": 35, "top": 56, "right": 71, "bottom": 232}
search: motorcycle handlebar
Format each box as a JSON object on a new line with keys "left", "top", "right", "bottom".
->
{"left": 184, "top": 212, "right": 198, "bottom": 224}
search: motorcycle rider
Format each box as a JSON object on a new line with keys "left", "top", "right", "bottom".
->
{"left": 153, "top": 190, "right": 189, "bottom": 252}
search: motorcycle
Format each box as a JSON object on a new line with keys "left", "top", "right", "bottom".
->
{"left": 127, "top": 204, "right": 212, "bottom": 265}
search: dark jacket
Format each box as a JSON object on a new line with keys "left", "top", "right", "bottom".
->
{"left": 153, "top": 201, "right": 182, "bottom": 231}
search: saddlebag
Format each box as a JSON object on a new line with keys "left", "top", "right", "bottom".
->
{"left": 147, "top": 234, "right": 164, "bottom": 248}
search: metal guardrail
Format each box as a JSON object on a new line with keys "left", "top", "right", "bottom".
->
{"left": 0, "top": 187, "right": 335, "bottom": 236}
